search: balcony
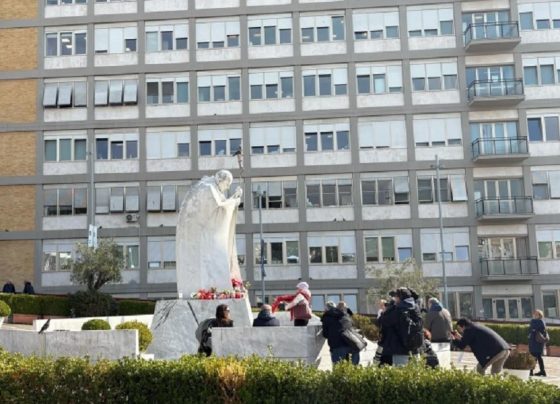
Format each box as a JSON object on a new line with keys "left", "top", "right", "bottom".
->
{"left": 472, "top": 137, "right": 529, "bottom": 162}
{"left": 475, "top": 196, "right": 534, "bottom": 220}
{"left": 480, "top": 257, "right": 538, "bottom": 280}
{"left": 464, "top": 21, "right": 520, "bottom": 52}
{"left": 467, "top": 79, "right": 524, "bottom": 106}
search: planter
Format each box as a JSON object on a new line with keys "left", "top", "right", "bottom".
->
{"left": 504, "top": 368, "right": 531, "bottom": 381}
{"left": 546, "top": 345, "right": 560, "bottom": 357}
{"left": 514, "top": 344, "right": 529, "bottom": 352}
{"left": 0, "top": 317, "right": 4, "bottom": 328}
{"left": 12, "top": 314, "right": 40, "bottom": 325}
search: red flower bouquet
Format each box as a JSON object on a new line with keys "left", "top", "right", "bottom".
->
{"left": 190, "top": 278, "right": 247, "bottom": 300}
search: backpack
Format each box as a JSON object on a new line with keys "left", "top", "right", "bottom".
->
{"left": 293, "top": 299, "right": 312, "bottom": 320}
{"left": 195, "top": 318, "right": 216, "bottom": 353}
{"left": 398, "top": 309, "right": 424, "bottom": 353}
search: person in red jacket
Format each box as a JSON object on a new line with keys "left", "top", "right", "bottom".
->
{"left": 272, "top": 282, "right": 312, "bottom": 326}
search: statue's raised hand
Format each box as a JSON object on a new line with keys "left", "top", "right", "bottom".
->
{"left": 232, "top": 186, "right": 243, "bottom": 199}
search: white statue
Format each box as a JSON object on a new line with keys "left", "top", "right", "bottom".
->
{"left": 176, "top": 170, "right": 243, "bottom": 298}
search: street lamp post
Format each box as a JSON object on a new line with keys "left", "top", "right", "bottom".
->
{"left": 257, "top": 186, "right": 266, "bottom": 304}
{"left": 435, "top": 154, "right": 449, "bottom": 308}
{"left": 87, "top": 150, "right": 98, "bottom": 249}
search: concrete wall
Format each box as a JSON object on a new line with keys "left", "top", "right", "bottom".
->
{"left": 0, "top": 329, "right": 139, "bottom": 360}
{"left": 0, "top": 28, "right": 37, "bottom": 71}
{"left": 0, "top": 241, "right": 35, "bottom": 288}
{"left": 34, "top": 314, "right": 154, "bottom": 332}
{"left": 0, "top": 132, "right": 36, "bottom": 176}
{"left": 0, "top": 0, "right": 37, "bottom": 20}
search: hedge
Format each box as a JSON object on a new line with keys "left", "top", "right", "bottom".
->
{"left": 482, "top": 323, "right": 560, "bottom": 347}
{"left": 0, "top": 351, "right": 558, "bottom": 403}
{"left": 0, "top": 293, "right": 70, "bottom": 317}
{"left": 117, "top": 299, "right": 156, "bottom": 315}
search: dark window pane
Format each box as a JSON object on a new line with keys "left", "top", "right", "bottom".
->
{"left": 264, "top": 26, "right": 276, "bottom": 45}
{"left": 386, "top": 26, "right": 399, "bottom": 38}
{"left": 126, "top": 140, "right": 138, "bottom": 159}
{"left": 214, "top": 85, "right": 225, "bottom": 101}
{"left": 279, "top": 29, "right": 291, "bottom": 44}
{"left": 147, "top": 82, "right": 159, "bottom": 104}
{"left": 176, "top": 37, "right": 188, "bottom": 50}
{"left": 125, "top": 39, "right": 136, "bottom": 52}
{"left": 528, "top": 118, "right": 543, "bottom": 141}
{"left": 228, "top": 77, "right": 240, "bottom": 100}
{"left": 524, "top": 66, "right": 538, "bottom": 85}
{"left": 541, "top": 65, "right": 555, "bottom": 85}
{"left": 75, "top": 33, "right": 86, "bottom": 54}
{"left": 215, "top": 139, "right": 227, "bottom": 156}
{"left": 305, "top": 133, "right": 318, "bottom": 151}
{"left": 249, "top": 27, "right": 261, "bottom": 46}
{"left": 545, "top": 116, "right": 560, "bottom": 141}
{"left": 301, "top": 27, "right": 314, "bottom": 42}
{"left": 357, "top": 75, "right": 371, "bottom": 93}
{"left": 177, "top": 82, "right": 189, "bottom": 103}
{"left": 332, "top": 16, "right": 345, "bottom": 40}
{"left": 227, "top": 35, "right": 239, "bottom": 47}
{"left": 199, "top": 141, "right": 211, "bottom": 156}
{"left": 74, "top": 139, "right": 87, "bottom": 160}
{"left": 161, "top": 81, "right": 174, "bottom": 104}
{"left": 46, "top": 34, "right": 58, "bottom": 56}
{"left": 303, "top": 75, "right": 315, "bottom": 96}
{"left": 96, "top": 138, "right": 108, "bottom": 159}
{"left": 266, "top": 84, "right": 278, "bottom": 99}
{"left": 412, "top": 78, "right": 425, "bottom": 91}
{"left": 317, "top": 26, "right": 330, "bottom": 41}
{"left": 281, "top": 77, "right": 293, "bottom": 98}
{"left": 319, "top": 74, "right": 331, "bottom": 96}
{"left": 111, "top": 141, "right": 123, "bottom": 159}
{"left": 337, "top": 131, "right": 349, "bottom": 150}
{"left": 60, "top": 32, "right": 72, "bottom": 55}
{"left": 320, "top": 132, "right": 334, "bottom": 150}
{"left": 178, "top": 143, "right": 189, "bottom": 157}
{"left": 251, "top": 84, "right": 262, "bottom": 99}
{"left": 198, "top": 87, "right": 210, "bottom": 102}
{"left": 520, "top": 12, "right": 533, "bottom": 30}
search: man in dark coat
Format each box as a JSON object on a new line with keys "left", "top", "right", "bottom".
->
{"left": 452, "top": 318, "right": 510, "bottom": 375}
{"left": 253, "top": 304, "right": 280, "bottom": 327}
{"left": 321, "top": 302, "right": 358, "bottom": 365}
{"left": 23, "top": 281, "right": 35, "bottom": 295}
{"left": 2, "top": 281, "right": 16, "bottom": 293}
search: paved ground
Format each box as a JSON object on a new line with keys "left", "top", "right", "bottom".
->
{"left": 2, "top": 323, "right": 559, "bottom": 386}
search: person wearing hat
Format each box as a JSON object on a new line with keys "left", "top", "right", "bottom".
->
{"left": 283, "top": 282, "right": 312, "bottom": 326}
{"left": 426, "top": 297, "right": 453, "bottom": 342}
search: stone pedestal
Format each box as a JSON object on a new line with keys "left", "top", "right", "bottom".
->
{"left": 146, "top": 297, "right": 252, "bottom": 359}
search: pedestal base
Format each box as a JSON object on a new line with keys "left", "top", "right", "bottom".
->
{"left": 146, "top": 297, "right": 252, "bottom": 359}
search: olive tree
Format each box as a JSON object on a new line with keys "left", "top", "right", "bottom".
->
{"left": 70, "top": 239, "right": 124, "bottom": 292}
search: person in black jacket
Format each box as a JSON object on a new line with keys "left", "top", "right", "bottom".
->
{"left": 23, "top": 281, "right": 35, "bottom": 294}
{"left": 2, "top": 281, "right": 16, "bottom": 294}
{"left": 452, "top": 318, "right": 510, "bottom": 375}
{"left": 253, "top": 304, "right": 280, "bottom": 327}
{"left": 321, "top": 302, "right": 359, "bottom": 365}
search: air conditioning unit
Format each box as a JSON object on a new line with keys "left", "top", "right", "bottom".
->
{"left": 126, "top": 213, "right": 139, "bottom": 223}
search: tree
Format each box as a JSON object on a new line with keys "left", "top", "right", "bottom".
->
{"left": 70, "top": 239, "right": 124, "bottom": 292}
{"left": 366, "top": 258, "right": 440, "bottom": 307}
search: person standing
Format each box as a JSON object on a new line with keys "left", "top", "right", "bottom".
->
{"left": 23, "top": 281, "right": 35, "bottom": 294}
{"left": 452, "top": 318, "right": 510, "bottom": 375}
{"left": 253, "top": 304, "right": 280, "bottom": 327}
{"left": 2, "top": 281, "right": 16, "bottom": 293}
{"left": 283, "top": 282, "right": 312, "bottom": 326}
{"left": 529, "top": 309, "right": 548, "bottom": 377}
{"left": 425, "top": 297, "right": 453, "bottom": 342}
{"left": 321, "top": 301, "right": 359, "bottom": 365}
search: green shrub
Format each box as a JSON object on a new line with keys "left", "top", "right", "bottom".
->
{"left": 116, "top": 321, "right": 153, "bottom": 351}
{"left": 81, "top": 319, "right": 111, "bottom": 331}
{"left": 117, "top": 299, "right": 156, "bottom": 315}
{"left": 69, "top": 291, "right": 117, "bottom": 317}
{"left": 0, "top": 352, "right": 559, "bottom": 403}
{"left": 6, "top": 294, "right": 41, "bottom": 315}
{"left": 0, "top": 293, "right": 70, "bottom": 317}
{"left": 0, "top": 300, "right": 11, "bottom": 317}
{"left": 352, "top": 314, "right": 379, "bottom": 341}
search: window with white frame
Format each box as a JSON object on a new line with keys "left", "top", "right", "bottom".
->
{"left": 308, "top": 233, "right": 356, "bottom": 264}
{"left": 46, "top": 0, "right": 87, "bottom": 4}
{"left": 42, "top": 240, "right": 81, "bottom": 272}
{"left": 411, "top": 61, "right": 458, "bottom": 91}
{"left": 145, "top": 22, "right": 188, "bottom": 52}
{"left": 353, "top": 9, "right": 399, "bottom": 40}
{"left": 197, "top": 73, "right": 241, "bottom": 102}
{"left": 527, "top": 115, "right": 560, "bottom": 142}
{"left": 236, "top": 235, "right": 246, "bottom": 265}
{"left": 119, "top": 241, "right": 140, "bottom": 270}
{"left": 250, "top": 124, "right": 296, "bottom": 154}
{"left": 94, "top": 79, "right": 138, "bottom": 106}
{"left": 518, "top": 2, "right": 560, "bottom": 30}
{"left": 469, "top": 121, "right": 519, "bottom": 141}
{"left": 146, "top": 77, "right": 189, "bottom": 105}
{"left": 302, "top": 67, "right": 347, "bottom": 96}
{"left": 252, "top": 180, "right": 297, "bottom": 209}
{"left": 95, "top": 0, "right": 132, "bottom": 2}
{"left": 95, "top": 185, "right": 139, "bottom": 214}
{"left": 96, "top": 133, "right": 138, "bottom": 160}
{"left": 413, "top": 115, "right": 463, "bottom": 147}
{"left": 300, "top": 13, "right": 345, "bottom": 43}
{"left": 45, "top": 29, "right": 87, "bottom": 56}
{"left": 146, "top": 130, "right": 190, "bottom": 159}
{"left": 358, "top": 118, "right": 406, "bottom": 150}
{"left": 44, "top": 135, "right": 87, "bottom": 162}
{"left": 196, "top": 19, "right": 240, "bottom": 49}
{"left": 407, "top": 6, "right": 454, "bottom": 37}
{"left": 43, "top": 81, "right": 87, "bottom": 108}
{"left": 254, "top": 234, "right": 300, "bottom": 265}
{"left": 304, "top": 121, "right": 349, "bottom": 152}
{"left": 94, "top": 25, "right": 137, "bottom": 53}
{"left": 364, "top": 233, "right": 412, "bottom": 263}
{"left": 532, "top": 170, "right": 560, "bottom": 200}
{"left": 147, "top": 238, "right": 176, "bottom": 269}
{"left": 43, "top": 186, "right": 87, "bottom": 216}
{"left": 361, "top": 176, "right": 410, "bottom": 205}
{"left": 306, "top": 177, "right": 352, "bottom": 207}
{"left": 249, "top": 70, "right": 293, "bottom": 100}
{"left": 198, "top": 127, "right": 241, "bottom": 157}
{"left": 417, "top": 174, "right": 468, "bottom": 203}
{"left": 356, "top": 64, "right": 403, "bottom": 94}
{"left": 536, "top": 227, "right": 560, "bottom": 259}
{"left": 421, "top": 228, "right": 470, "bottom": 262}
{"left": 147, "top": 183, "right": 190, "bottom": 212}
{"left": 523, "top": 56, "right": 560, "bottom": 86}
{"left": 248, "top": 15, "right": 292, "bottom": 46}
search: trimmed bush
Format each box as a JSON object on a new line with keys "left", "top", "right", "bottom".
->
{"left": 0, "top": 300, "right": 11, "bottom": 317}
{"left": 69, "top": 291, "right": 117, "bottom": 317}
{"left": 116, "top": 321, "right": 152, "bottom": 351}
{"left": 0, "top": 293, "right": 70, "bottom": 317}
{"left": 117, "top": 299, "right": 156, "bottom": 315}
{"left": 352, "top": 314, "right": 379, "bottom": 341}
{"left": 81, "top": 319, "right": 111, "bottom": 331}
{"left": 0, "top": 351, "right": 559, "bottom": 403}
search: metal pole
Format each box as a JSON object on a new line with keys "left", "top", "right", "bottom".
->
{"left": 435, "top": 154, "right": 449, "bottom": 308}
{"left": 258, "top": 186, "right": 266, "bottom": 304}
{"left": 88, "top": 150, "right": 97, "bottom": 249}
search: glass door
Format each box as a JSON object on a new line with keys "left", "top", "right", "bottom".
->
{"left": 491, "top": 297, "right": 532, "bottom": 320}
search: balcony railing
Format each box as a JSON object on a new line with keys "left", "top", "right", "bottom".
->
{"left": 464, "top": 21, "right": 520, "bottom": 46}
{"left": 475, "top": 196, "right": 534, "bottom": 217}
{"left": 481, "top": 257, "right": 538, "bottom": 277}
{"left": 472, "top": 137, "right": 529, "bottom": 159}
{"left": 467, "top": 79, "right": 524, "bottom": 101}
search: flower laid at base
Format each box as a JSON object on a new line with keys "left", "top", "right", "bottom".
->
{"left": 190, "top": 278, "right": 248, "bottom": 300}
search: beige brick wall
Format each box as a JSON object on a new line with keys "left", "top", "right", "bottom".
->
{"left": 0, "top": 185, "right": 35, "bottom": 231}
{"left": 0, "top": 241, "right": 35, "bottom": 290}
{"left": 0, "top": 80, "right": 37, "bottom": 123}
{"left": 0, "top": 0, "right": 38, "bottom": 20}
{"left": 0, "top": 132, "right": 36, "bottom": 176}
{"left": 0, "top": 28, "right": 38, "bottom": 71}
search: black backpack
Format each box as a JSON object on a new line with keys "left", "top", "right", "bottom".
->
{"left": 399, "top": 309, "right": 424, "bottom": 353}
{"left": 195, "top": 318, "right": 216, "bottom": 355}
